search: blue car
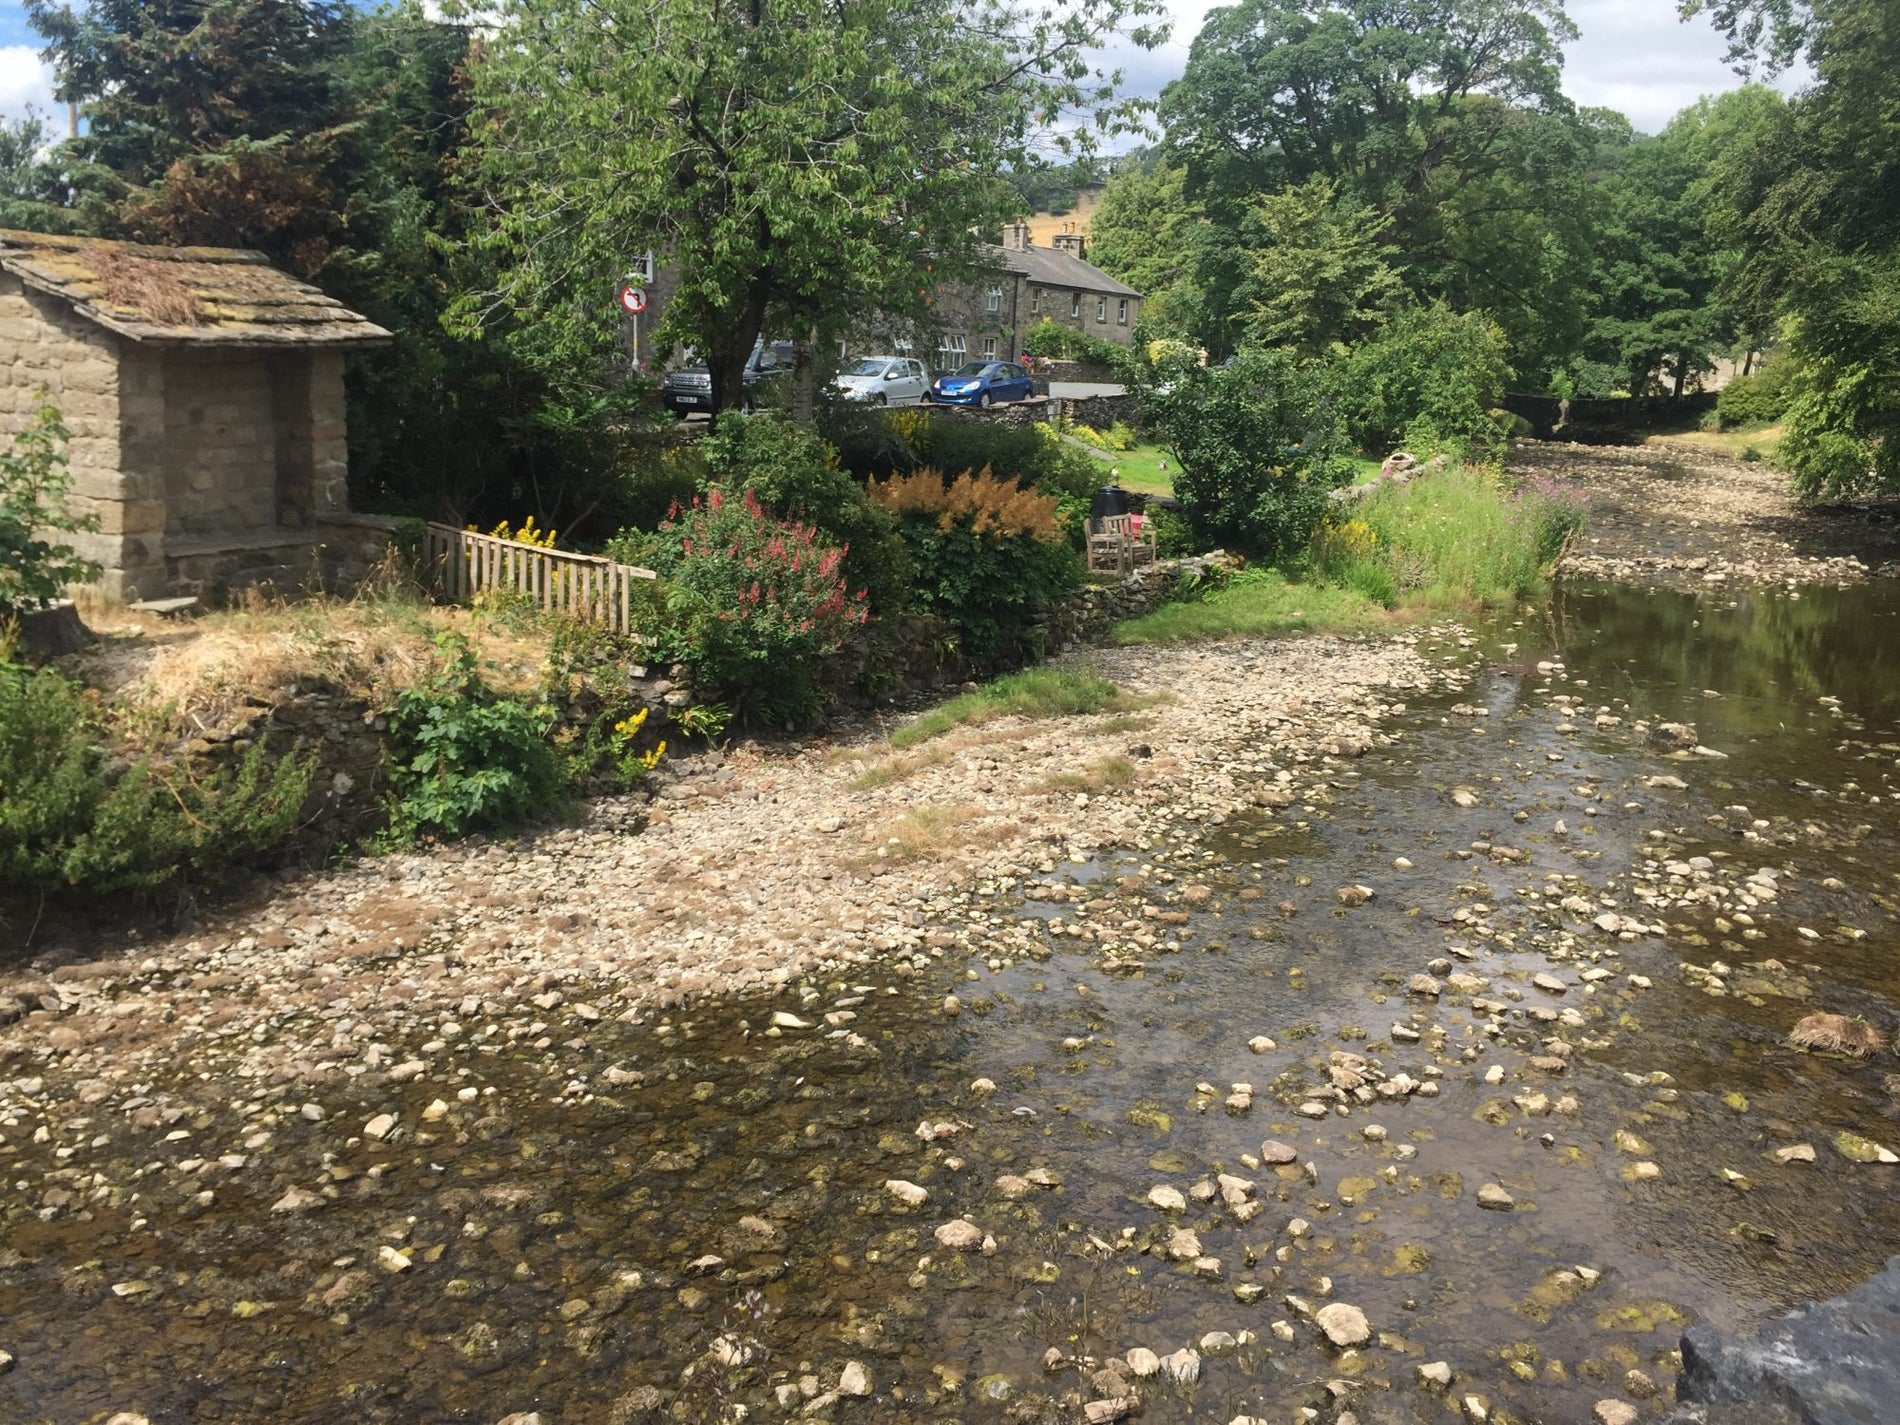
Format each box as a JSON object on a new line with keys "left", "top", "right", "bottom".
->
{"left": 927, "top": 360, "right": 1034, "bottom": 406}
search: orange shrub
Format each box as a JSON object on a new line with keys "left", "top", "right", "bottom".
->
{"left": 866, "top": 466, "right": 1065, "bottom": 543}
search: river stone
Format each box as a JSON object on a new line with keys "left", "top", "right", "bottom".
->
{"left": 934, "top": 1220, "right": 983, "bottom": 1251}
{"left": 363, "top": 1113, "right": 397, "bottom": 1140}
{"left": 1418, "top": 1361, "right": 1452, "bottom": 1388}
{"left": 1147, "top": 1185, "right": 1187, "bottom": 1212}
{"left": 1592, "top": 1402, "right": 1636, "bottom": 1425}
{"left": 1315, "top": 1303, "right": 1371, "bottom": 1347}
{"left": 1477, "top": 1183, "right": 1515, "bottom": 1210}
{"left": 1124, "top": 1347, "right": 1160, "bottom": 1377}
{"left": 1532, "top": 973, "right": 1567, "bottom": 995}
{"left": 838, "top": 1361, "right": 871, "bottom": 1396}
{"left": 1160, "top": 1348, "right": 1200, "bottom": 1384}
{"left": 1834, "top": 1131, "right": 1898, "bottom": 1164}
{"left": 270, "top": 1186, "right": 323, "bottom": 1214}
{"left": 1166, "top": 1227, "right": 1203, "bottom": 1261}
{"left": 1676, "top": 1253, "right": 1900, "bottom": 1424}
{"left": 1259, "top": 1140, "right": 1298, "bottom": 1164}
{"left": 884, "top": 1179, "right": 928, "bottom": 1206}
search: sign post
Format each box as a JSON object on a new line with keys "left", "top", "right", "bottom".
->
{"left": 617, "top": 284, "right": 647, "bottom": 368}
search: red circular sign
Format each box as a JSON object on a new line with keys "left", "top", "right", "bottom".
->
{"left": 618, "top": 286, "right": 648, "bottom": 315}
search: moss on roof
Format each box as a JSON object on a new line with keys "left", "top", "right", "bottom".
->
{"left": 0, "top": 229, "right": 391, "bottom": 347}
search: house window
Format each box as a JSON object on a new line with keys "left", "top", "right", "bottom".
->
{"left": 986, "top": 285, "right": 1002, "bottom": 313}
{"left": 1096, "top": 296, "right": 1108, "bottom": 322}
{"left": 1030, "top": 288, "right": 1042, "bottom": 314}
{"left": 1070, "top": 293, "right": 1081, "bottom": 319}
{"left": 1117, "top": 298, "right": 1129, "bottom": 325}
{"left": 936, "top": 333, "right": 966, "bottom": 368}
{"left": 982, "top": 336, "right": 997, "bottom": 357}
{"left": 893, "top": 336, "right": 913, "bottom": 356}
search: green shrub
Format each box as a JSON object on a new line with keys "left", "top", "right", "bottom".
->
{"left": 907, "top": 414, "right": 1105, "bottom": 502}
{"left": 1023, "top": 318, "right": 1126, "bottom": 366}
{"left": 1716, "top": 356, "right": 1794, "bottom": 429}
{"left": 386, "top": 632, "right": 567, "bottom": 840}
{"left": 1338, "top": 302, "right": 1513, "bottom": 459}
{"left": 698, "top": 413, "right": 911, "bottom": 613}
{"left": 1150, "top": 507, "right": 1198, "bottom": 558}
{"left": 1145, "top": 349, "right": 1353, "bottom": 563}
{"left": 617, "top": 444, "right": 709, "bottom": 533}
{"left": 867, "top": 470, "right": 1081, "bottom": 664}
{"left": 1071, "top": 421, "right": 1137, "bottom": 453}
{"left": 0, "top": 660, "right": 312, "bottom": 897}
{"left": 0, "top": 400, "right": 99, "bottom": 614}
{"left": 637, "top": 487, "right": 868, "bottom": 726}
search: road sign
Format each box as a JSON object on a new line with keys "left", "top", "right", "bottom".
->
{"left": 618, "top": 286, "right": 648, "bottom": 315}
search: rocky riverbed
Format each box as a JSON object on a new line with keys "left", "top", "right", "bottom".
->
{"left": 4, "top": 447, "right": 1900, "bottom": 1425}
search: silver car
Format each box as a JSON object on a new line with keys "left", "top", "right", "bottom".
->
{"left": 832, "top": 356, "right": 929, "bottom": 406}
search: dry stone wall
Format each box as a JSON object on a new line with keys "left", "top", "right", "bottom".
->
{"left": 0, "top": 273, "right": 145, "bottom": 591}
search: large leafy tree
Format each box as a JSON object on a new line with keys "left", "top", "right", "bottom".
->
{"left": 1154, "top": 0, "right": 1590, "bottom": 372}
{"left": 1087, "top": 155, "right": 1205, "bottom": 338}
{"left": 461, "top": 0, "right": 1164, "bottom": 415}
{"left": 1691, "top": 0, "right": 1900, "bottom": 496}
{"left": 25, "top": 0, "right": 643, "bottom": 533}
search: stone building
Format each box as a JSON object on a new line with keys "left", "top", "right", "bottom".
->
{"left": 917, "top": 222, "right": 1141, "bottom": 371}
{"left": 0, "top": 229, "right": 391, "bottom": 599}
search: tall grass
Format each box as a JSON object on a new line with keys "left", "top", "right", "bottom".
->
{"left": 1311, "top": 464, "right": 1583, "bottom": 608}
{"left": 1117, "top": 463, "right": 1585, "bottom": 644}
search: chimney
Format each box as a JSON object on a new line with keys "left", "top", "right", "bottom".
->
{"left": 1052, "top": 225, "right": 1086, "bottom": 259}
{"left": 1004, "top": 219, "right": 1033, "bottom": 251}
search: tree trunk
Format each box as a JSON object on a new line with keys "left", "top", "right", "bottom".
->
{"left": 709, "top": 288, "right": 769, "bottom": 415}
{"left": 1671, "top": 359, "right": 1687, "bottom": 398}
{"left": 790, "top": 323, "right": 819, "bottom": 425}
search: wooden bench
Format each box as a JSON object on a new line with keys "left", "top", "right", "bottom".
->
{"left": 1087, "top": 513, "right": 1158, "bottom": 576}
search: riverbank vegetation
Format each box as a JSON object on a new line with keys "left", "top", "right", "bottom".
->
{"left": 1118, "top": 465, "right": 1585, "bottom": 644}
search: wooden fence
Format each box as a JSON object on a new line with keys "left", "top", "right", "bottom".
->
{"left": 422, "top": 523, "right": 658, "bottom": 635}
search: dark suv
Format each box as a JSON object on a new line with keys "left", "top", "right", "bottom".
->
{"left": 660, "top": 340, "right": 794, "bottom": 416}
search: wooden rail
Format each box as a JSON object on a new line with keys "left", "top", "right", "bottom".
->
{"left": 421, "top": 523, "right": 657, "bottom": 635}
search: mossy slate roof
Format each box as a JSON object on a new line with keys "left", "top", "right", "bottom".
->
{"left": 0, "top": 229, "right": 391, "bottom": 347}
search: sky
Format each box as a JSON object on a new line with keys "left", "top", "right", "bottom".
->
{"left": 0, "top": 0, "right": 1800, "bottom": 138}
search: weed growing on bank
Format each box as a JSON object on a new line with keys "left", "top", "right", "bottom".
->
{"left": 888, "top": 667, "right": 1143, "bottom": 749}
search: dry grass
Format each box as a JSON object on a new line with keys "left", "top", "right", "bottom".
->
{"left": 1789, "top": 1011, "right": 1886, "bottom": 1058}
{"left": 842, "top": 803, "right": 988, "bottom": 871}
{"left": 64, "top": 586, "right": 547, "bottom": 737}
{"left": 1038, "top": 754, "right": 1138, "bottom": 796}
{"left": 86, "top": 246, "right": 207, "bottom": 326}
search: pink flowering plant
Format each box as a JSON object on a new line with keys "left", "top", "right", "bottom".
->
{"left": 641, "top": 487, "right": 867, "bottom": 726}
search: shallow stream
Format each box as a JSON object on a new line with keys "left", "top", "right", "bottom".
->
{"left": 5, "top": 578, "right": 1900, "bottom": 1424}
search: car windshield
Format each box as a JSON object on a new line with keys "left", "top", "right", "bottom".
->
{"left": 952, "top": 363, "right": 993, "bottom": 378}
{"left": 844, "top": 358, "right": 887, "bottom": 377}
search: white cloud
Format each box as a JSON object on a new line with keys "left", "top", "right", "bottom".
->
{"left": 0, "top": 45, "right": 56, "bottom": 125}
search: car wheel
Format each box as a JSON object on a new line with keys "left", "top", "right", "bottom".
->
{"left": 873, "top": 393, "right": 887, "bottom": 407}
{"left": 980, "top": 392, "right": 994, "bottom": 408}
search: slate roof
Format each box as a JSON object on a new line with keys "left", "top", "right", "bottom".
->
{"left": 991, "top": 242, "right": 1141, "bottom": 298}
{"left": 0, "top": 229, "right": 391, "bottom": 347}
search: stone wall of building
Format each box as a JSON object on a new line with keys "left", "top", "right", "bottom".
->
{"left": 158, "top": 349, "right": 282, "bottom": 536}
{"left": 0, "top": 273, "right": 148, "bottom": 593}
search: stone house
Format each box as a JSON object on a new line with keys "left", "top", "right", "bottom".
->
{"left": 912, "top": 222, "right": 1141, "bottom": 372}
{"left": 0, "top": 229, "right": 391, "bottom": 599}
